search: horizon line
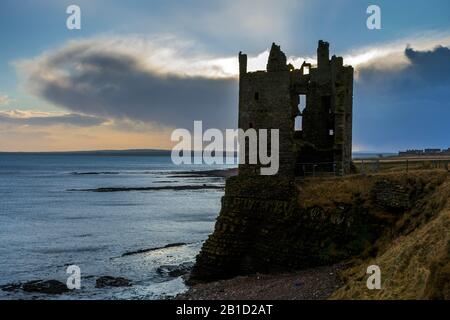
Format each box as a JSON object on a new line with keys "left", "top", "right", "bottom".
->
{"left": 0, "top": 148, "right": 397, "bottom": 154}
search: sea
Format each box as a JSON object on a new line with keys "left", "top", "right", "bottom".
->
{"left": 0, "top": 152, "right": 235, "bottom": 300}
{"left": 0, "top": 151, "right": 394, "bottom": 300}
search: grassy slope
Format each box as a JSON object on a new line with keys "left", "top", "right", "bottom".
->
{"left": 329, "top": 172, "right": 450, "bottom": 299}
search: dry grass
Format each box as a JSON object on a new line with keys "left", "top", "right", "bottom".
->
{"left": 297, "top": 176, "right": 373, "bottom": 211}
{"left": 330, "top": 178, "right": 450, "bottom": 300}
{"left": 296, "top": 170, "right": 447, "bottom": 211}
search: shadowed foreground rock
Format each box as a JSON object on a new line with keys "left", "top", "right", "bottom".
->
{"left": 95, "top": 276, "right": 132, "bottom": 288}
{"left": 1, "top": 280, "right": 70, "bottom": 295}
{"left": 157, "top": 262, "right": 194, "bottom": 278}
{"left": 22, "top": 280, "right": 69, "bottom": 295}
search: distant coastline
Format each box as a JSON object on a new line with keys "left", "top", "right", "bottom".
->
{"left": 0, "top": 149, "right": 173, "bottom": 156}
{"left": 0, "top": 149, "right": 395, "bottom": 159}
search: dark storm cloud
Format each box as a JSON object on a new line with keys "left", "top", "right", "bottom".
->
{"left": 353, "top": 45, "right": 450, "bottom": 150}
{"left": 358, "top": 45, "right": 450, "bottom": 89}
{"left": 404, "top": 45, "right": 450, "bottom": 84}
{"left": 16, "top": 38, "right": 450, "bottom": 151}
{"left": 20, "top": 46, "right": 238, "bottom": 130}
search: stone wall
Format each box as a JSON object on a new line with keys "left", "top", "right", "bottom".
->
{"left": 371, "top": 180, "right": 416, "bottom": 210}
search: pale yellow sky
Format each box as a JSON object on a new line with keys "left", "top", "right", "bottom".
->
{"left": 0, "top": 124, "right": 175, "bottom": 152}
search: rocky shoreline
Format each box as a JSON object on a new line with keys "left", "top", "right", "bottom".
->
{"left": 0, "top": 276, "right": 134, "bottom": 295}
{"left": 0, "top": 242, "right": 198, "bottom": 299}
{"left": 177, "top": 264, "right": 345, "bottom": 300}
{"left": 0, "top": 261, "right": 346, "bottom": 300}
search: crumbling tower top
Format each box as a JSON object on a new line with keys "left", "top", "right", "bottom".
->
{"left": 317, "top": 40, "right": 330, "bottom": 69}
{"left": 267, "top": 43, "right": 288, "bottom": 72}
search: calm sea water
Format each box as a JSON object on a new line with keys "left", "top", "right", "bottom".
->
{"left": 0, "top": 153, "right": 234, "bottom": 300}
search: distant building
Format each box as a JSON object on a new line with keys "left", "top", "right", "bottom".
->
{"left": 424, "top": 148, "right": 441, "bottom": 154}
{"left": 399, "top": 148, "right": 449, "bottom": 156}
{"left": 399, "top": 149, "right": 423, "bottom": 156}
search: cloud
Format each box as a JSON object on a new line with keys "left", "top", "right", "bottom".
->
{"left": 0, "top": 110, "right": 106, "bottom": 127}
{"left": 0, "top": 94, "right": 10, "bottom": 105}
{"left": 356, "top": 45, "right": 450, "bottom": 98}
{"left": 352, "top": 45, "right": 450, "bottom": 151}
{"left": 15, "top": 36, "right": 238, "bottom": 130}
{"left": 9, "top": 34, "right": 365, "bottom": 133}
{"left": 403, "top": 45, "right": 450, "bottom": 86}
{"left": 242, "top": 32, "right": 450, "bottom": 78}
{"left": 344, "top": 32, "right": 450, "bottom": 78}
{"left": 13, "top": 33, "right": 450, "bottom": 151}
{"left": 16, "top": 35, "right": 241, "bottom": 79}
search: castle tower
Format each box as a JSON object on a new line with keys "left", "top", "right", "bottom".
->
{"left": 238, "top": 43, "right": 296, "bottom": 177}
{"left": 238, "top": 41, "right": 353, "bottom": 177}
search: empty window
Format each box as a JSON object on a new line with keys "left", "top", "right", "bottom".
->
{"left": 295, "top": 116, "right": 302, "bottom": 131}
{"left": 295, "top": 94, "right": 306, "bottom": 131}
{"left": 254, "top": 92, "right": 259, "bottom": 101}
{"left": 299, "top": 94, "right": 306, "bottom": 111}
{"left": 303, "top": 66, "right": 310, "bottom": 75}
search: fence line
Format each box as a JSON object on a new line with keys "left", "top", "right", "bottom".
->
{"left": 296, "top": 158, "right": 450, "bottom": 177}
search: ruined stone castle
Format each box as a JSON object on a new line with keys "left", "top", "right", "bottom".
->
{"left": 190, "top": 41, "right": 355, "bottom": 282}
{"left": 238, "top": 40, "right": 353, "bottom": 176}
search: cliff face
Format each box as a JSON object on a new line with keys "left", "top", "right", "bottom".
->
{"left": 332, "top": 174, "right": 450, "bottom": 300}
{"left": 190, "top": 176, "right": 298, "bottom": 281}
{"left": 190, "top": 171, "right": 449, "bottom": 288}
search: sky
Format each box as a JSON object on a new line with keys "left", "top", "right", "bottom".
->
{"left": 0, "top": 0, "right": 449, "bottom": 152}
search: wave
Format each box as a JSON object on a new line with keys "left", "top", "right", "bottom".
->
{"left": 70, "top": 172, "right": 120, "bottom": 175}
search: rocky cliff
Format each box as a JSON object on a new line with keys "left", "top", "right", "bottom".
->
{"left": 190, "top": 170, "right": 449, "bottom": 296}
